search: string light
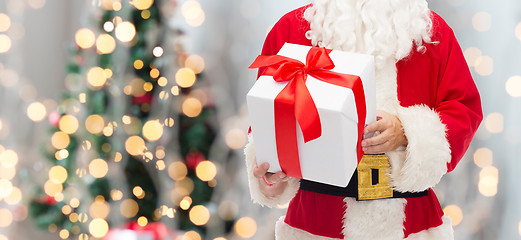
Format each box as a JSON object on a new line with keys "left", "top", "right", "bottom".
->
{"left": 125, "top": 136, "right": 147, "bottom": 156}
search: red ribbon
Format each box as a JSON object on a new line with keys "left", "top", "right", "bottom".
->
{"left": 249, "top": 47, "right": 366, "bottom": 179}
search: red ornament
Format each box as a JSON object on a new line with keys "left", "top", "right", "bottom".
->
{"left": 185, "top": 152, "right": 205, "bottom": 170}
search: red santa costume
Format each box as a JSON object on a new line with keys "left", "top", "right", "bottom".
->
{"left": 244, "top": 0, "right": 483, "bottom": 239}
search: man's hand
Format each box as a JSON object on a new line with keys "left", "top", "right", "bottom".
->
{"left": 253, "top": 161, "right": 289, "bottom": 198}
{"left": 361, "top": 110, "right": 408, "bottom": 154}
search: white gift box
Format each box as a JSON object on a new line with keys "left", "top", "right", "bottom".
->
{"left": 247, "top": 43, "right": 376, "bottom": 187}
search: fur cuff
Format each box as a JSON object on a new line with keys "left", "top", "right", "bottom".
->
{"left": 275, "top": 216, "right": 340, "bottom": 240}
{"left": 405, "top": 215, "right": 454, "bottom": 240}
{"left": 391, "top": 105, "right": 451, "bottom": 192}
{"left": 244, "top": 134, "right": 300, "bottom": 207}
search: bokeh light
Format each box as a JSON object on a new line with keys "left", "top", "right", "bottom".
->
{"left": 89, "top": 198, "right": 110, "bottom": 219}
{"left": 96, "top": 34, "right": 116, "bottom": 54}
{"left": 185, "top": 55, "right": 205, "bottom": 74}
{"left": 182, "top": 0, "right": 205, "bottom": 27}
{"left": 0, "top": 149, "right": 18, "bottom": 168}
{"left": 120, "top": 199, "right": 139, "bottom": 218}
{"left": 89, "top": 218, "right": 109, "bottom": 238}
{"left": 0, "top": 179, "right": 13, "bottom": 198}
{"left": 59, "top": 115, "right": 79, "bottom": 134}
{"left": 89, "top": 158, "right": 109, "bottom": 178}
{"left": 25, "top": 102, "right": 46, "bottom": 122}
{"left": 443, "top": 205, "right": 463, "bottom": 226}
{"left": 142, "top": 120, "right": 163, "bottom": 141}
{"left": 189, "top": 205, "right": 210, "bottom": 226}
{"left": 0, "top": 34, "right": 12, "bottom": 53}
{"left": 86, "top": 114, "right": 105, "bottom": 134}
{"left": 182, "top": 97, "right": 202, "bottom": 118}
{"left": 225, "top": 128, "right": 246, "bottom": 149}
{"left": 473, "top": 148, "right": 493, "bottom": 168}
{"left": 59, "top": 229, "right": 69, "bottom": 239}
{"left": 44, "top": 180, "right": 63, "bottom": 197}
{"left": 0, "top": 208, "right": 13, "bottom": 227}
{"left": 176, "top": 68, "right": 196, "bottom": 88}
{"left": 131, "top": 0, "right": 154, "bottom": 10}
{"left": 168, "top": 161, "right": 188, "bottom": 181}
{"left": 195, "top": 161, "right": 217, "bottom": 181}
{"left": 234, "top": 217, "right": 257, "bottom": 238}
{"left": 484, "top": 112, "right": 504, "bottom": 134}
{"left": 472, "top": 12, "right": 491, "bottom": 32}
{"left": 153, "top": 46, "right": 164, "bottom": 57}
{"left": 4, "top": 186, "right": 22, "bottom": 205}
{"left": 49, "top": 165, "right": 68, "bottom": 184}
{"left": 137, "top": 216, "right": 148, "bottom": 226}
{"left": 463, "top": 47, "right": 482, "bottom": 67}
{"left": 115, "top": 21, "right": 136, "bottom": 42}
{"left": 125, "top": 136, "right": 147, "bottom": 156}
{"left": 0, "top": 14, "right": 11, "bottom": 32}
{"left": 474, "top": 56, "right": 494, "bottom": 76}
{"left": 28, "top": 0, "right": 46, "bottom": 9}
{"left": 51, "top": 131, "right": 70, "bottom": 149}
{"left": 505, "top": 75, "right": 521, "bottom": 97}
{"left": 184, "top": 231, "right": 202, "bottom": 240}
{"left": 87, "top": 66, "right": 108, "bottom": 88}
{"left": 75, "top": 28, "right": 96, "bottom": 49}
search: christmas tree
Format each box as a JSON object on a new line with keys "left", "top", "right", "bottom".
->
{"left": 28, "top": 0, "right": 229, "bottom": 239}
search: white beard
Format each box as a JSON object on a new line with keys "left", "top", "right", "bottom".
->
{"left": 304, "top": 0, "right": 433, "bottom": 111}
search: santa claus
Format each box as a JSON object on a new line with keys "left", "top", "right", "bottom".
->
{"left": 245, "top": 0, "right": 483, "bottom": 239}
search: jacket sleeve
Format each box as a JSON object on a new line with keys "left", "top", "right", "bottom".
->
{"left": 245, "top": 15, "right": 301, "bottom": 207}
{"left": 392, "top": 13, "right": 483, "bottom": 192}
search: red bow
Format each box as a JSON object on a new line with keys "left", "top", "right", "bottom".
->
{"left": 249, "top": 47, "right": 366, "bottom": 179}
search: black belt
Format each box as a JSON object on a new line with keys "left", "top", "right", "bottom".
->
{"left": 300, "top": 169, "right": 428, "bottom": 201}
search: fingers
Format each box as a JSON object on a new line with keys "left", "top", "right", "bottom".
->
{"left": 362, "top": 130, "right": 389, "bottom": 150}
{"left": 253, "top": 162, "right": 269, "bottom": 178}
{"left": 253, "top": 162, "right": 288, "bottom": 185}
{"left": 265, "top": 171, "right": 288, "bottom": 184}
{"left": 362, "top": 140, "right": 391, "bottom": 154}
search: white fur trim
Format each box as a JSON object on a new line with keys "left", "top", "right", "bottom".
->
{"left": 391, "top": 105, "right": 451, "bottom": 192}
{"left": 275, "top": 216, "right": 340, "bottom": 240}
{"left": 405, "top": 215, "right": 454, "bottom": 240}
{"left": 244, "top": 134, "right": 300, "bottom": 207}
{"left": 342, "top": 197, "right": 406, "bottom": 240}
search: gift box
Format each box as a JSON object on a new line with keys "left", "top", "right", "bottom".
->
{"left": 247, "top": 43, "right": 376, "bottom": 187}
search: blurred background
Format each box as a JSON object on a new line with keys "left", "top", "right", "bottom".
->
{"left": 0, "top": 0, "right": 519, "bottom": 239}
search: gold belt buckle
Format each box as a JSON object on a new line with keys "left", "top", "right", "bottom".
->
{"left": 357, "top": 154, "right": 393, "bottom": 200}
